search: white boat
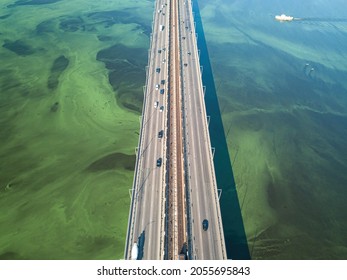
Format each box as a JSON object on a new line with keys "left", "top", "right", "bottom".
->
{"left": 275, "top": 14, "right": 294, "bottom": 22}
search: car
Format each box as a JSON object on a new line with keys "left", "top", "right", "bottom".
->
{"left": 156, "top": 158, "right": 162, "bottom": 167}
{"left": 159, "top": 105, "right": 164, "bottom": 112}
{"left": 156, "top": 67, "right": 160, "bottom": 73}
{"left": 158, "top": 49, "right": 161, "bottom": 54}
{"left": 187, "top": 51, "right": 191, "bottom": 55}
{"left": 202, "top": 219, "right": 209, "bottom": 231}
{"left": 155, "top": 84, "right": 160, "bottom": 90}
{"left": 160, "top": 89, "right": 164, "bottom": 94}
{"left": 161, "top": 79, "right": 165, "bottom": 85}
{"left": 154, "top": 101, "right": 159, "bottom": 108}
{"left": 158, "top": 130, "right": 163, "bottom": 138}
{"left": 162, "top": 59, "right": 165, "bottom": 63}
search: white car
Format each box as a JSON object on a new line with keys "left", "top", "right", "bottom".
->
{"left": 155, "top": 84, "right": 160, "bottom": 90}
{"left": 154, "top": 101, "right": 159, "bottom": 108}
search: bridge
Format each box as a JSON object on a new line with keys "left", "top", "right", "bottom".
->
{"left": 124, "top": 0, "right": 226, "bottom": 260}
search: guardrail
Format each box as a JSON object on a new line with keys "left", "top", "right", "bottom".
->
{"left": 177, "top": 0, "right": 194, "bottom": 260}
{"left": 162, "top": 0, "right": 171, "bottom": 261}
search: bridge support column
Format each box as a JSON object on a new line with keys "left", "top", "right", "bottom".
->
{"left": 147, "top": 49, "right": 151, "bottom": 65}
{"left": 128, "top": 189, "right": 133, "bottom": 199}
{"left": 145, "top": 65, "right": 149, "bottom": 78}
{"left": 218, "top": 189, "right": 222, "bottom": 200}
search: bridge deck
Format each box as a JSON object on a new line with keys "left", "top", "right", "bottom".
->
{"left": 125, "top": 0, "right": 226, "bottom": 260}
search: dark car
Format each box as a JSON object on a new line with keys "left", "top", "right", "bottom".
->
{"left": 158, "top": 130, "right": 163, "bottom": 138}
{"left": 156, "top": 67, "right": 160, "bottom": 73}
{"left": 160, "top": 89, "right": 164, "bottom": 94}
{"left": 161, "top": 79, "right": 165, "bottom": 85}
{"left": 202, "top": 219, "right": 209, "bottom": 231}
{"left": 156, "top": 158, "right": 162, "bottom": 167}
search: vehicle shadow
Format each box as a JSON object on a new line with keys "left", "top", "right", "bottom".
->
{"left": 137, "top": 230, "right": 146, "bottom": 260}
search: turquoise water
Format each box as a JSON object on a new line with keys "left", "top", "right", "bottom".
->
{"left": 198, "top": 0, "right": 347, "bottom": 259}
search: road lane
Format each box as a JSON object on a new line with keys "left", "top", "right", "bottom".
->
{"left": 125, "top": 0, "right": 170, "bottom": 260}
{"left": 179, "top": 0, "right": 226, "bottom": 259}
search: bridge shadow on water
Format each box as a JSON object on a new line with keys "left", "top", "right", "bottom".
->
{"left": 192, "top": 0, "right": 250, "bottom": 260}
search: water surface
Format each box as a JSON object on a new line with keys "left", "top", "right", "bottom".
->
{"left": 198, "top": 0, "right": 347, "bottom": 259}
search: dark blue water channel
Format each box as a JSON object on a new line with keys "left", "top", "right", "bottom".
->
{"left": 191, "top": 0, "right": 250, "bottom": 260}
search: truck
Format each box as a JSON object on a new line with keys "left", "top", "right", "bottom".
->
{"left": 131, "top": 243, "right": 138, "bottom": 260}
{"left": 159, "top": 24, "right": 164, "bottom": 31}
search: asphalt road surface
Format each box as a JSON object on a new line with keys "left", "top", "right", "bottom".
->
{"left": 125, "top": 0, "right": 170, "bottom": 260}
{"left": 179, "top": 0, "right": 226, "bottom": 260}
